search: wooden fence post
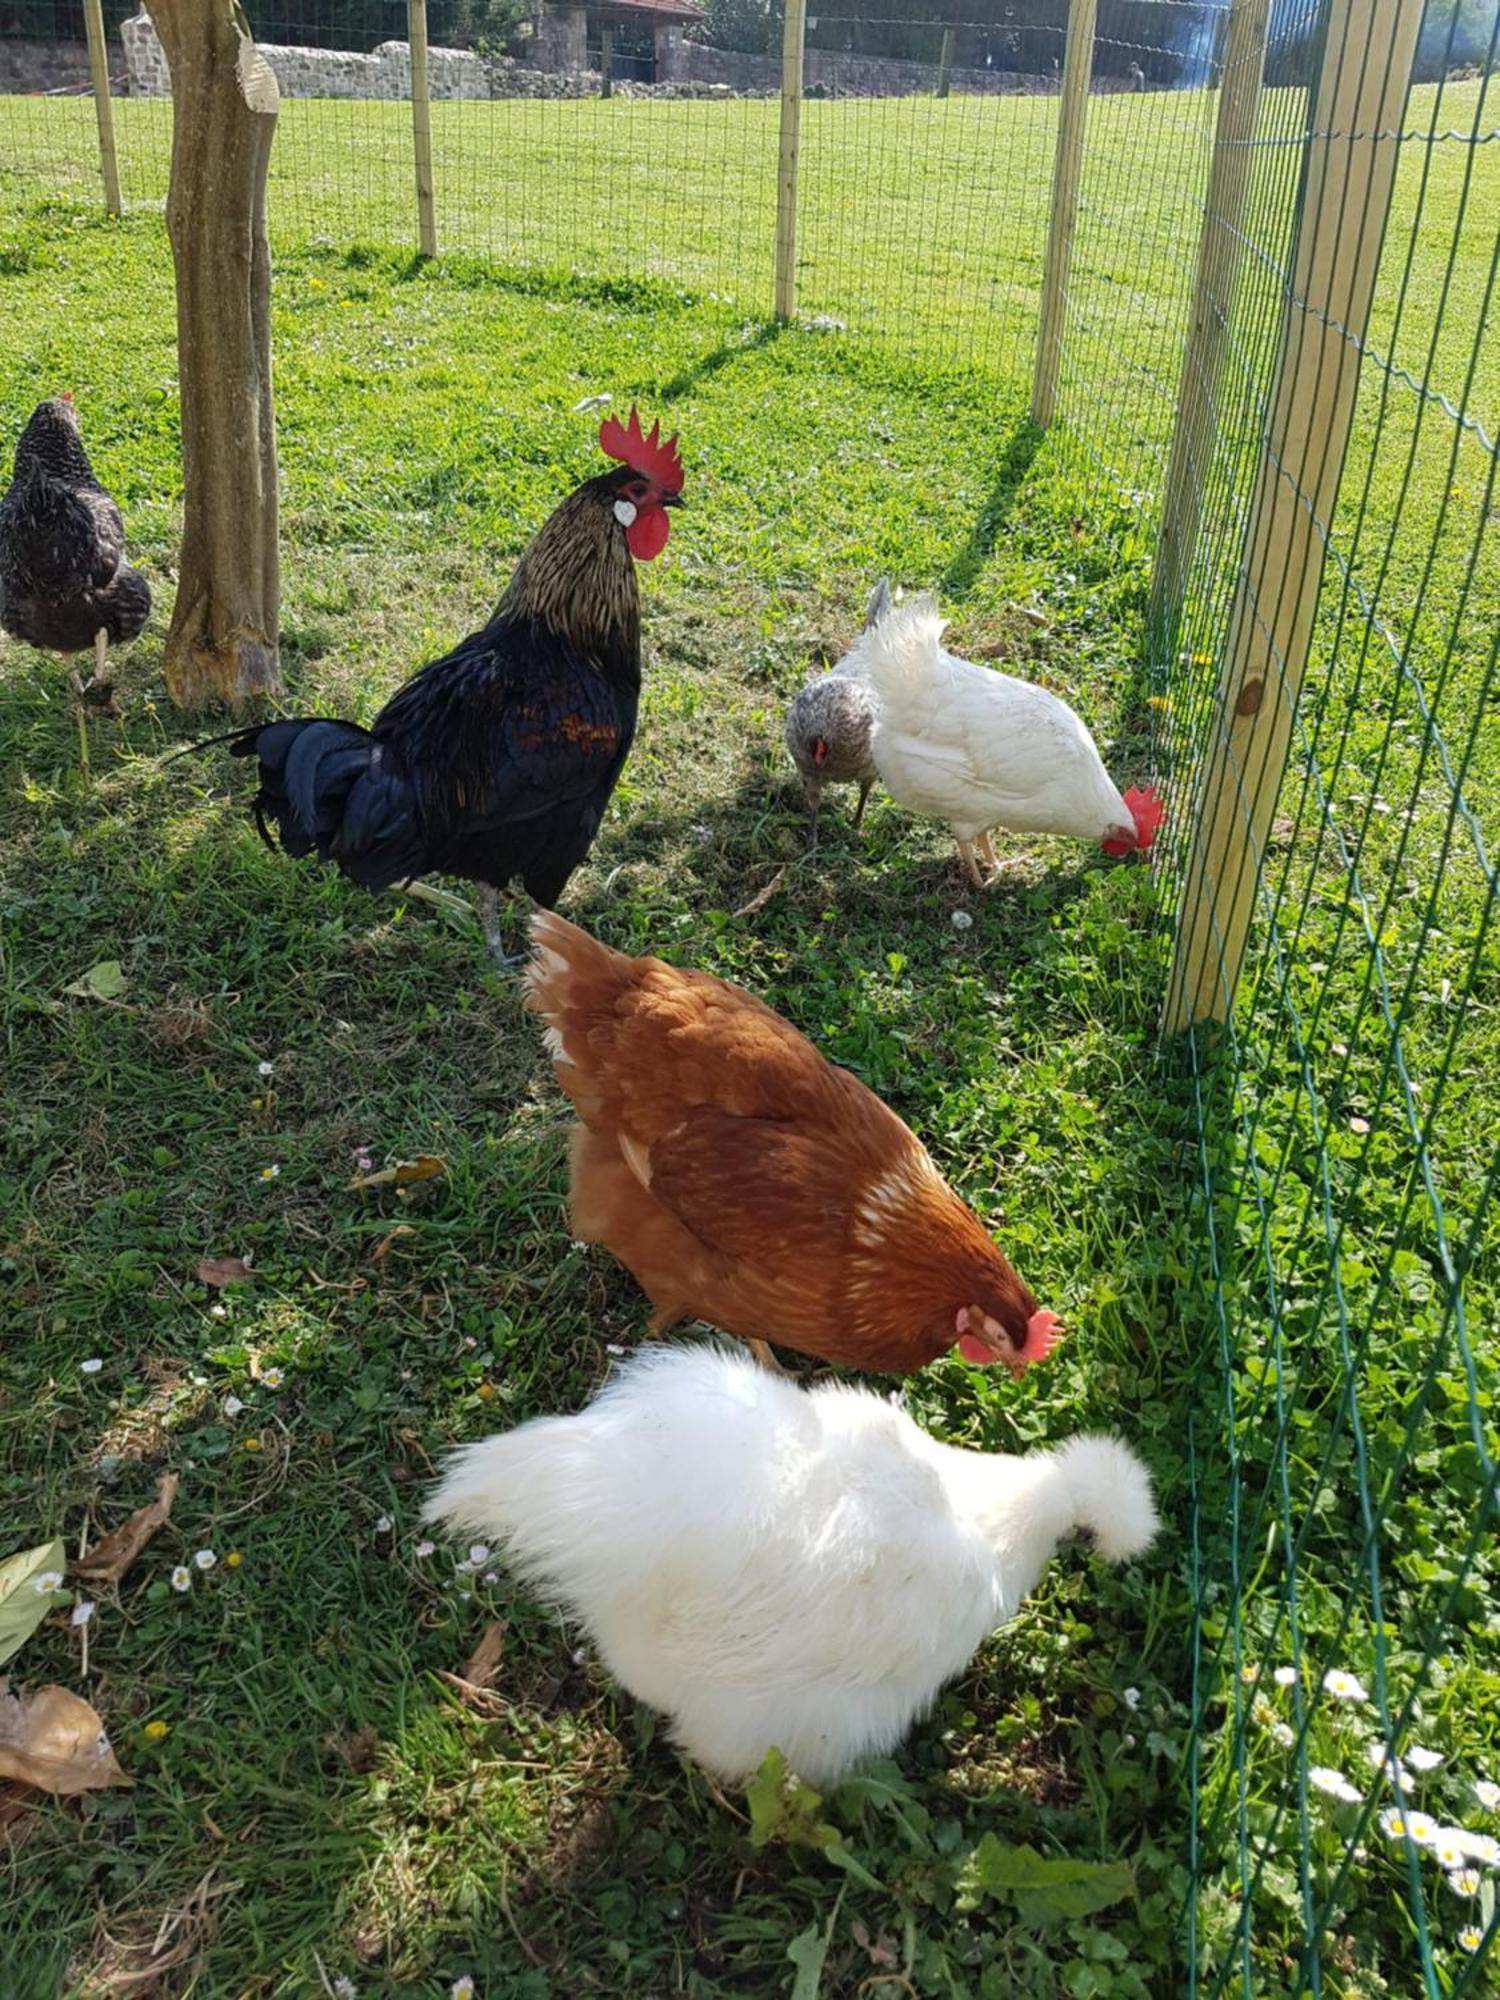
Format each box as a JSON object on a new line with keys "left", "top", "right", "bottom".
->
{"left": 1150, "top": 0, "right": 1272, "bottom": 628}
{"left": 82, "top": 0, "right": 122, "bottom": 217}
{"left": 1030, "top": 0, "right": 1098, "bottom": 428}
{"left": 407, "top": 0, "right": 437, "bottom": 258}
{"left": 774, "top": 0, "right": 807, "bottom": 321}
{"left": 936, "top": 27, "right": 954, "bottom": 99}
{"left": 600, "top": 23, "right": 614, "bottom": 97}
{"left": 1164, "top": 0, "right": 1424, "bottom": 1032}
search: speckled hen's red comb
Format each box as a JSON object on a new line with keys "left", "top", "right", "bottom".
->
{"left": 599, "top": 406, "right": 683, "bottom": 493}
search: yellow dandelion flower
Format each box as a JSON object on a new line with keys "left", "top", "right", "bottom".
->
{"left": 244, "top": 1437, "right": 263, "bottom": 1453}
{"left": 476, "top": 1382, "right": 495, "bottom": 1401}
{"left": 143, "top": 1719, "right": 170, "bottom": 1742}
{"left": 226, "top": 1551, "right": 243, "bottom": 1568}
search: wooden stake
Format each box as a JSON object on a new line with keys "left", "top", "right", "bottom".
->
{"left": 82, "top": 0, "right": 122, "bottom": 218}
{"left": 1151, "top": 0, "right": 1272, "bottom": 627}
{"left": 774, "top": 0, "right": 807, "bottom": 321}
{"left": 408, "top": 0, "right": 437, "bottom": 259}
{"left": 1165, "top": 0, "right": 1424, "bottom": 1031}
{"left": 1031, "top": 0, "right": 1098, "bottom": 428}
{"left": 936, "top": 27, "right": 954, "bottom": 99}
{"left": 600, "top": 23, "right": 614, "bottom": 98}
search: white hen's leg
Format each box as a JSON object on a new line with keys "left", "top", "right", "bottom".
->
{"left": 977, "top": 830, "right": 999, "bottom": 874}
{"left": 957, "top": 838, "right": 984, "bottom": 889}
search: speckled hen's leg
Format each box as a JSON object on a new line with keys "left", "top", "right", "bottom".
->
{"left": 852, "top": 777, "right": 873, "bottom": 830}
{"left": 89, "top": 628, "right": 109, "bottom": 685}
{"left": 62, "top": 654, "right": 84, "bottom": 698}
{"left": 957, "top": 838, "right": 984, "bottom": 888}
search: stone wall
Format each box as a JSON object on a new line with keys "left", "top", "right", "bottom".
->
{"left": 0, "top": 38, "right": 94, "bottom": 95}
{"left": 115, "top": 9, "right": 1075, "bottom": 105}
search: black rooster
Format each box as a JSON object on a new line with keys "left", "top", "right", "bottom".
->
{"left": 0, "top": 394, "right": 152, "bottom": 723}
{"left": 225, "top": 409, "right": 684, "bottom": 960}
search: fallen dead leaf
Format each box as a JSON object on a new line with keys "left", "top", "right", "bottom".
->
{"left": 351, "top": 1155, "right": 446, "bottom": 1192}
{"left": 438, "top": 1621, "right": 510, "bottom": 1715}
{"left": 734, "top": 867, "right": 787, "bottom": 920}
{"left": 0, "top": 1683, "right": 132, "bottom": 1795}
{"left": 0, "top": 1782, "right": 37, "bottom": 1854}
{"left": 71, "top": 1474, "right": 178, "bottom": 1588}
{"left": 323, "top": 1724, "right": 379, "bottom": 1774}
{"left": 1005, "top": 599, "right": 1051, "bottom": 630}
{"left": 196, "top": 1255, "right": 253, "bottom": 1289}
{"left": 368, "top": 1225, "right": 416, "bottom": 1262}
{"left": 462, "top": 1621, "right": 507, "bottom": 1690}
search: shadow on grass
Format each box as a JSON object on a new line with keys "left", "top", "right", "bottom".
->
{"left": 941, "top": 420, "right": 1047, "bottom": 601}
{"left": 657, "top": 320, "right": 783, "bottom": 402}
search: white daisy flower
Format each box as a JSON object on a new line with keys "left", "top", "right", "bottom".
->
{"left": 467, "top": 1544, "right": 491, "bottom": 1566}
{"left": 1323, "top": 1669, "right": 1370, "bottom": 1703}
{"left": 1379, "top": 1808, "right": 1437, "bottom": 1846}
{"left": 257, "top": 1060, "right": 275, "bottom": 1077}
{"left": 71, "top": 1599, "right": 95, "bottom": 1627}
{"left": 1270, "top": 1722, "right": 1295, "bottom": 1748}
{"left": 193, "top": 1549, "right": 217, "bottom": 1571}
{"left": 333, "top": 1980, "right": 358, "bottom": 2000}
{"left": 170, "top": 1566, "right": 192, "bottom": 1594}
{"left": 1240, "top": 1664, "right": 1259, "bottom": 1685}
{"left": 259, "top": 1164, "right": 280, "bottom": 1181}
{"left": 224, "top": 1394, "right": 244, "bottom": 1418}
{"left": 951, "top": 910, "right": 974, "bottom": 932}
{"left": 1123, "top": 1687, "right": 1141, "bottom": 1711}
{"left": 1273, "top": 1665, "right": 1298, "bottom": 1687}
{"left": 260, "top": 1367, "right": 284, "bottom": 1389}
{"left": 33, "top": 1570, "right": 65, "bottom": 1596}
{"left": 1457, "top": 1927, "right": 1482, "bottom": 1953}
{"left": 1453, "top": 1829, "right": 1500, "bottom": 1866}
{"left": 80, "top": 1358, "right": 104, "bottom": 1375}
{"left": 1406, "top": 1745, "right": 1443, "bottom": 1774}
{"left": 210, "top": 1303, "right": 228, "bottom": 1319}
{"left": 450, "top": 1979, "right": 476, "bottom": 2000}
{"left": 374, "top": 1516, "right": 392, "bottom": 1535}
{"left": 1448, "top": 1869, "right": 1481, "bottom": 1897}
{"left": 414, "top": 1540, "right": 435, "bottom": 1559}
{"left": 1474, "top": 1779, "right": 1500, "bottom": 1813}
{"left": 1309, "top": 1766, "right": 1362, "bottom": 1805}
{"left": 1431, "top": 1831, "right": 1468, "bottom": 1870}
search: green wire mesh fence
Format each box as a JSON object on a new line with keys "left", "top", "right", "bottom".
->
{"left": 1, "top": 0, "right": 1495, "bottom": 1989}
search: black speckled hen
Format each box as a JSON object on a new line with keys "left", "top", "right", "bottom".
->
{"left": 0, "top": 394, "right": 152, "bottom": 712}
{"left": 222, "top": 408, "right": 684, "bottom": 962}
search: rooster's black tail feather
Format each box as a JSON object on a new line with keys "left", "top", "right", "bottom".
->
{"left": 229, "top": 718, "right": 429, "bottom": 889}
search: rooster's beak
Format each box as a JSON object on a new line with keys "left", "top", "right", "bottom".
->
{"left": 660, "top": 491, "right": 685, "bottom": 509}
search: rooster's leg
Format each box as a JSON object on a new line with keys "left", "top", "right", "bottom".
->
{"left": 477, "top": 885, "right": 525, "bottom": 967}
{"left": 977, "top": 830, "right": 999, "bottom": 874}
{"left": 745, "top": 1338, "right": 789, "bottom": 1374}
{"left": 956, "top": 838, "right": 984, "bottom": 889}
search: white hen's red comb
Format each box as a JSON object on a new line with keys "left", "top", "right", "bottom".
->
{"left": 599, "top": 406, "right": 683, "bottom": 494}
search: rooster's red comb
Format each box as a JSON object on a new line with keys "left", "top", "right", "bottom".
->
{"left": 1124, "top": 785, "right": 1165, "bottom": 849}
{"left": 599, "top": 406, "right": 683, "bottom": 494}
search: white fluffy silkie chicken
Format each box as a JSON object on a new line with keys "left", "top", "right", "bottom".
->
{"left": 424, "top": 1345, "right": 1158, "bottom": 1787}
{"left": 833, "top": 591, "right": 1163, "bottom": 885}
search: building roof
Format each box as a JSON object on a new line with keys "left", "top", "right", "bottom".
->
{"left": 574, "top": 0, "right": 705, "bottom": 20}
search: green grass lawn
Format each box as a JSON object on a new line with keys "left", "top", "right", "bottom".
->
{"left": 0, "top": 72, "right": 1495, "bottom": 2000}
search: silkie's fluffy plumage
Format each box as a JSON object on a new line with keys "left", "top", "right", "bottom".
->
{"left": 424, "top": 1344, "right": 1158, "bottom": 1785}
{"left": 836, "top": 593, "right": 1163, "bottom": 882}
{"left": 0, "top": 396, "right": 151, "bottom": 675}
{"left": 783, "top": 579, "right": 886, "bottom": 844}
{"left": 524, "top": 908, "right": 1062, "bottom": 1375}
{"left": 224, "top": 410, "right": 683, "bottom": 935}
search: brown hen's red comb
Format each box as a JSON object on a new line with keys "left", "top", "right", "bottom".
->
{"left": 599, "top": 406, "right": 683, "bottom": 494}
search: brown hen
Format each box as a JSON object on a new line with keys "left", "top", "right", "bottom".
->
{"left": 524, "top": 910, "right": 1062, "bottom": 1377}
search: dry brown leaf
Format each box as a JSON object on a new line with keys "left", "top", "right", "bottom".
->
{"left": 196, "top": 1255, "right": 252, "bottom": 1289}
{"left": 1005, "top": 599, "right": 1051, "bottom": 630}
{"left": 734, "top": 867, "right": 787, "bottom": 920}
{"left": 368, "top": 1225, "right": 415, "bottom": 1262}
{"left": 0, "top": 1782, "right": 37, "bottom": 1854}
{"left": 0, "top": 1683, "right": 132, "bottom": 1795}
{"left": 323, "top": 1724, "right": 379, "bottom": 1774}
{"left": 71, "top": 1474, "right": 178, "bottom": 1587}
{"left": 350, "top": 1155, "right": 446, "bottom": 1192}
{"left": 462, "top": 1621, "right": 507, "bottom": 1691}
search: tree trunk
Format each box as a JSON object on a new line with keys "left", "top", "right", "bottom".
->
{"left": 147, "top": 0, "right": 281, "bottom": 709}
